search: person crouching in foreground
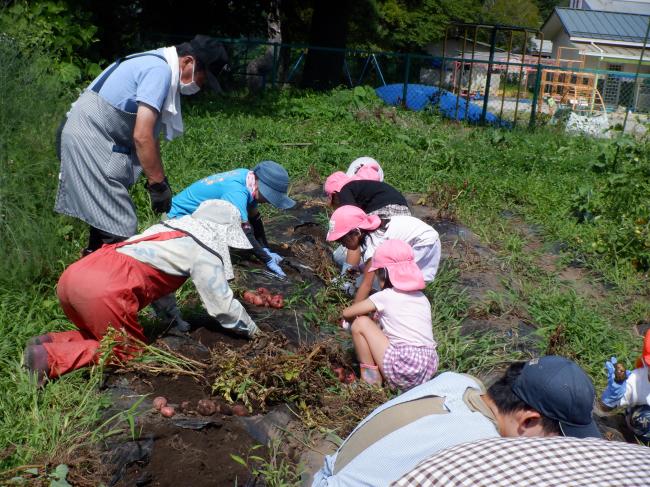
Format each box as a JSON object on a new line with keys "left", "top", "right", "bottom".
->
{"left": 341, "top": 240, "right": 437, "bottom": 389}
{"left": 312, "top": 356, "right": 601, "bottom": 487}
{"left": 24, "top": 200, "right": 258, "bottom": 384}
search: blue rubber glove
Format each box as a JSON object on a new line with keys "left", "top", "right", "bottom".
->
{"left": 266, "top": 260, "right": 286, "bottom": 278}
{"left": 264, "top": 248, "right": 283, "bottom": 265}
{"left": 601, "top": 356, "right": 631, "bottom": 408}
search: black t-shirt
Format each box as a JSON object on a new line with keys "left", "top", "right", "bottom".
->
{"left": 337, "top": 180, "right": 408, "bottom": 214}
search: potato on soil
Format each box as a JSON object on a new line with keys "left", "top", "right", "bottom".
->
{"left": 180, "top": 400, "right": 192, "bottom": 413}
{"left": 252, "top": 295, "right": 265, "bottom": 306}
{"left": 232, "top": 404, "right": 248, "bottom": 416}
{"left": 257, "top": 287, "right": 270, "bottom": 296}
{"left": 196, "top": 399, "right": 218, "bottom": 416}
{"left": 153, "top": 396, "right": 167, "bottom": 410}
{"left": 242, "top": 291, "right": 257, "bottom": 305}
{"left": 269, "top": 295, "right": 284, "bottom": 309}
{"left": 160, "top": 406, "right": 175, "bottom": 417}
{"left": 219, "top": 404, "right": 233, "bottom": 416}
{"left": 331, "top": 366, "right": 345, "bottom": 382}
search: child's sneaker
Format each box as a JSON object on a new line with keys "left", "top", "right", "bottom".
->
{"left": 360, "top": 363, "right": 382, "bottom": 386}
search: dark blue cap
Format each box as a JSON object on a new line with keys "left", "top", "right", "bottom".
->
{"left": 253, "top": 161, "right": 295, "bottom": 210}
{"left": 513, "top": 356, "right": 601, "bottom": 439}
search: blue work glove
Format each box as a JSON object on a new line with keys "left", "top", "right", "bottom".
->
{"left": 266, "top": 260, "right": 286, "bottom": 278}
{"left": 263, "top": 248, "right": 283, "bottom": 265}
{"left": 341, "top": 262, "right": 359, "bottom": 275}
{"left": 601, "top": 356, "right": 631, "bottom": 408}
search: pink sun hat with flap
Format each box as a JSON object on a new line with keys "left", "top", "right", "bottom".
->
{"left": 368, "top": 239, "right": 425, "bottom": 291}
{"left": 326, "top": 205, "right": 381, "bottom": 241}
{"left": 324, "top": 171, "right": 357, "bottom": 196}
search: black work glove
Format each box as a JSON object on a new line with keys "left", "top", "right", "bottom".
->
{"left": 249, "top": 212, "right": 269, "bottom": 248}
{"left": 146, "top": 177, "right": 172, "bottom": 214}
{"left": 242, "top": 224, "right": 271, "bottom": 263}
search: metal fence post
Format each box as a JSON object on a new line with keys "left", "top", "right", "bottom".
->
{"left": 622, "top": 16, "right": 650, "bottom": 133}
{"left": 481, "top": 26, "right": 498, "bottom": 124}
{"left": 402, "top": 53, "right": 411, "bottom": 108}
{"left": 529, "top": 63, "right": 543, "bottom": 129}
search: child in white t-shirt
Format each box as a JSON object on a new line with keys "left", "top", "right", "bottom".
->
{"left": 340, "top": 239, "right": 438, "bottom": 390}
{"left": 326, "top": 205, "right": 441, "bottom": 303}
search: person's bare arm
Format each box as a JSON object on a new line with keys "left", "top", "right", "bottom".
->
{"left": 342, "top": 298, "right": 376, "bottom": 320}
{"left": 354, "top": 264, "right": 376, "bottom": 303}
{"left": 346, "top": 247, "right": 362, "bottom": 266}
{"left": 133, "top": 103, "right": 165, "bottom": 184}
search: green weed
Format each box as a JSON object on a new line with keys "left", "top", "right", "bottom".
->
{"left": 426, "top": 261, "right": 529, "bottom": 376}
{"left": 232, "top": 440, "right": 303, "bottom": 487}
{"left": 525, "top": 280, "right": 639, "bottom": 386}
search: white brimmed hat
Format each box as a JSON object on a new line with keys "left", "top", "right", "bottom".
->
{"left": 165, "top": 200, "right": 251, "bottom": 279}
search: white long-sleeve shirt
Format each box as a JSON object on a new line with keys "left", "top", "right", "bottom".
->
{"left": 117, "top": 224, "right": 257, "bottom": 336}
{"left": 620, "top": 366, "right": 650, "bottom": 408}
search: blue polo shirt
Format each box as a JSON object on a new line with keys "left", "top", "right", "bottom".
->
{"left": 168, "top": 169, "right": 257, "bottom": 222}
{"left": 88, "top": 48, "right": 171, "bottom": 113}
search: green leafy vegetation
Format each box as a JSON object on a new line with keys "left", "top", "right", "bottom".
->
{"left": 0, "top": 1, "right": 101, "bottom": 83}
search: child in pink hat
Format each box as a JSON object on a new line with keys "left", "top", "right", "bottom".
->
{"left": 323, "top": 171, "right": 410, "bottom": 217}
{"left": 340, "top": 239, "right": 438, "bottom": 389}
{"left": 345, "top": 156, "right": 384, "bottom": 182}
{"left": 327, "top": 205, "right": 441, "bottom": 303}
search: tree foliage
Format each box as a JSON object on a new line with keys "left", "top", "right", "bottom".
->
{"left": 482, "top": 0, "right": 541, "bottom": 29}
{"left": 0, "top": 1, "right": 101, "bottom": 82}
{"left": 372, "top": 0, "right": 481, "bottom": 51}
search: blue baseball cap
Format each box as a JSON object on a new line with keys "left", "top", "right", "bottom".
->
{"left": 513, "top": 356, "right": 601, "bottom": 439}
{"left": 253, "top": 160, "right": 295, "bottom": 209}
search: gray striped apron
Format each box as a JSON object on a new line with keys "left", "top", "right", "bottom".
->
{"left": 54, "top": 53, "right": 167, "bottom": 238}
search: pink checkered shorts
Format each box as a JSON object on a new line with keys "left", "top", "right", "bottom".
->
{"left": 382, "top": 343, "right": 438, "bottom": 391}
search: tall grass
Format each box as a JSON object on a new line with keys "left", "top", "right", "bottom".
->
{"left": 0, "top": 40, "right": 102, "bottom": 469}
{"left": 0, "top": 39, "right": 81, "bottom": 286}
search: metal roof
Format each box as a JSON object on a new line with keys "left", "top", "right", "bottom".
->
{"left": 583, "top": 0, "right": 650, "bottom": 15}
{"left": 556, "top": 8, "right": 650, "bottom": 43}
{"left": 577, "top": 41, "right": 650, "bottom": 60}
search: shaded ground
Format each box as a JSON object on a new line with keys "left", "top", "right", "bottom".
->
{"left": 98, "top": 184, "right": 635, "bottom": 486}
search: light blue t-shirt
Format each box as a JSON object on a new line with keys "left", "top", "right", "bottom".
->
{"left": 88, "top": 48, "right": 171, "bottom": 113}
{"left": 168, "top": 169, "right": 257, "bottom": 221}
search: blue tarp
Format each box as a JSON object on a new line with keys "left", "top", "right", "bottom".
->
{"left": 375, "top": 83, "right": 500, "bottom": 124}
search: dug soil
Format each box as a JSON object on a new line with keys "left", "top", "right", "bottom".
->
{"left": 98, "top": 182, "right": 634, "bottom": 486}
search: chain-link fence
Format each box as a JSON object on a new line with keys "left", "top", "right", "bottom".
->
{"left": 209, "top": 36, "right": 648, "bottom": 135}
{"left": 146, "top": 28, "right": 649, "bottom": 135}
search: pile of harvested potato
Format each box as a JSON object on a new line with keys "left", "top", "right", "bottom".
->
{"left": 242, "top": 287, "right": 284, "bottom": 308}
{"left": 152, "top": 396, "right": 247, "bottom": 418}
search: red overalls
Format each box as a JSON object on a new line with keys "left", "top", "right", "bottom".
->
{"left": 42, "top": 231, "right": 187, "bottom": 378}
